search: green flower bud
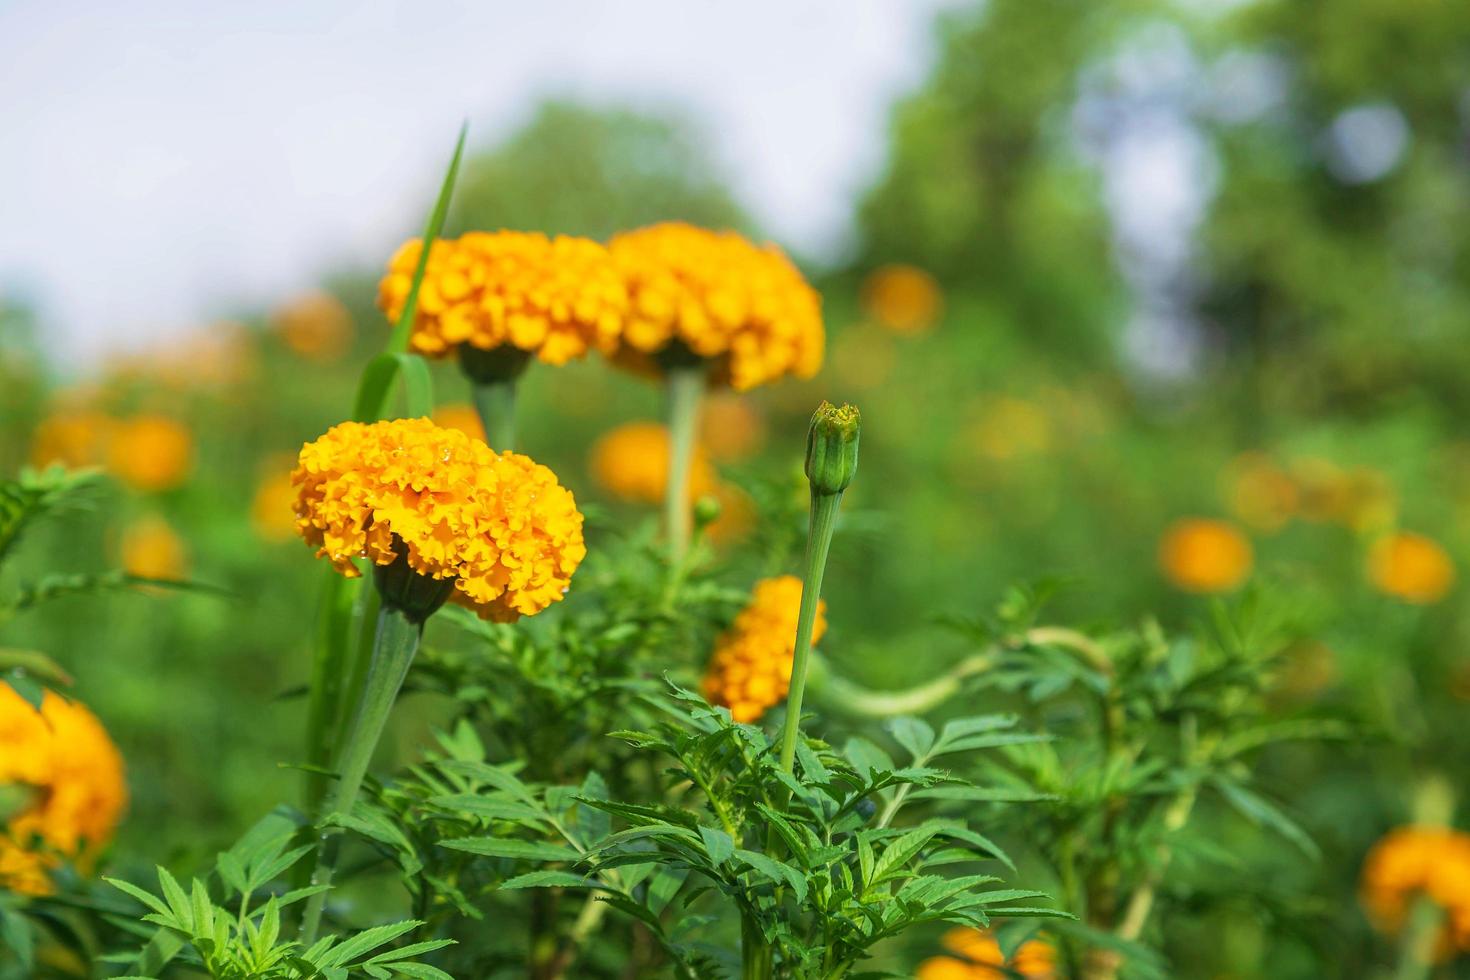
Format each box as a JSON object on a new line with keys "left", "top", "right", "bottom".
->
{"left": 805, "top": 401, "right": 860, "bottom": 496}
{"left": 693, "top": 494, "right": 723, "bottom": 529}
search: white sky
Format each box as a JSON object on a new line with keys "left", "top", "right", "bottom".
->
{"left": 0, "top": 0, "right": 954, "bottom": 358}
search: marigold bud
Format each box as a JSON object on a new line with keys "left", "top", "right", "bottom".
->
{"left": 805, "top": 401, "right": 860, "bottom": 496}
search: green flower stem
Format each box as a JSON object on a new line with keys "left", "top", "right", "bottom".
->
{"left": 807, "top": 652, "right": 996, "bottom": 717}
{"left": 1394, "top": 895, "right": 1444, "bottom": 980}
{"left": 664, "top": 364, "right": 704, "bottom": 562}
{"left": 304, "top": 573, "right": 360, "bottom": 813}
{"left": 472, "top": 378, "right": 518, "bottom": 452}
{"left": 778, "top": 490, "right": 842, "bottom": 775}
{"left": 300, "top": 604, "right": 424, "bottom": 945}
{"left": 741, "top": 911, "right": 773, "bottom": 980}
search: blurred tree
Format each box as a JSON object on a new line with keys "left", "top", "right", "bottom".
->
{"left": 450, "top": 101, "right": 750, "bottom": 239}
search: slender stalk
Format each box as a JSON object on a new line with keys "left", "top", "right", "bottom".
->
{"left": 741, "top": 911, "right": 773, "bottom": 980}
{"left": 663, "top": 365, "right": 704, "bottom": 561}
{"left": 300, "top": 605, "right": 423, "bottom": 945}
{"left": 472, "top": 379, "right": 518, "bottom": 452}
{"left": 778, "top": 491, "right": 842, "bottom": 774}
{"left": 808, "top": 652, "right": 995, "bottom": 717}
{"left": 304, "top": 574, "right": 359, "bottom": 813}
{"left": 1393, "top": 896, "right": 1443, "bottom": 980}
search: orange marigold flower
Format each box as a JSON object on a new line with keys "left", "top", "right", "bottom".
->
{"left": 120, "top": 514, "right": 188, "bottom": 580}
{"left": 292, "top": 418, "right": 585, "bottom": 622}
{"left": 589, "top": 421, "right": 719, "bottom": 506}
{"left": 251, "top": 463, "right": 298, "bottom": 543}
{"left": 106, "top": 415, "right": 193, "bottom": 492}
{"left": 701, "top": 576, "right": 827, "bottom": 723}
{"left": 1223, "top": 452, "right": 1299, "bottom": 533}
{"left": 861, "top": 263, "right": 943, "bottom": 335}
{"left": 1158, "top": 518, "right": 1253, "bottom": 594}
{"left": 432, "top": 403, "right": 487, "bottom": 443}
{"left": 917, "top": 927, "right": 1056, "bottom": 979}
{"left": 608, "top": 223, "right": 823, "bottom": 391}
{"left": 0, "top": 686, "right": 127, "bottom": 895}
{"left": 378, "top": 232, "right": 627, "bottom": 367}
{"left": 272, "top": 291, "right": 354, "bottom": 362}
{"left": 30, "top": 410, "right": 112, "bottom": 471}
{"left": 1369, "top": 532, "right": 1455, "bottom": 605}
{"left": 1361, "top": 826, "right": 1470, "bottom": 956}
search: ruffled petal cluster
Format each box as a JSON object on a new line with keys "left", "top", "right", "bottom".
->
{"left": 1361, "top": 826, "right": 1470, "bottom": 955}
{"left": 701, "top": 575, "right": 826, "bottom": 722}
{"left": 609, "top": 223, "right": 824, "bottom": 390}
{"left": 917, "top": 927, "right": 1056, "bottom": 979}
{"left": 378, "top": 232, "right": 628, "bottom": 366}
{"left": 0, "top": 686, "right": 127, "bottom": 895}
{"left": 292, "top": 418, "right": 586, "bottom": 622}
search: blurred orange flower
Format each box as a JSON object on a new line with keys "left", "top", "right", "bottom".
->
{"left": 590, "top": 422, "right": 719, "bottom": 506}
{"left": 272, "top": 290, "right": 354, "bottom": 362}
{"left": 121, "top": 515, "right": 188, "bottom": 580}
{"left": 1223, "top": 452, "right": 1298, "bottom": 532}
{"left": 1361, "top": 826, "right": 1470, "bottom": 958}
{"left": 30, "top": 410, "right": 112, "bottom": 470}
{"left": 1158, "top": 518, "right": 1253, "bottom": 593}
{"left": 1369, "top": 532, "right": 1455, "bottom": 605}
{"left": 432, "top": 403, "right": 487, "bottom": 443}
{"left": 917, "top": 927, "right": 1056, "bottom": 979}
{"left": 106, "top": 415, "right": 193, "bottom": 492}
{"left": 700, "top": 393, "right": 766, "bottom": 463}
{"left": 861, "top": 263, "right": 943, "bottom": 335}
{"left": 0, "top": 685, "right": 128, "bottom": 895}
{"left": 250, "top": 464, "right": 298, "bottom": 543}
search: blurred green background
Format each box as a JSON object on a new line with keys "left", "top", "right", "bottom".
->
{"left": 5, "top": 0, "right": 1470, "bottom": 975}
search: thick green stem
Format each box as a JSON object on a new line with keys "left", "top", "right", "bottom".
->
{"left": 741, "top": 911, "right": 773, "bottom": 980}
{"left": 1393, "top": 895, "right": 1443, "bottom": 980}
{"left": 472, "top": 378, "right": 518, "bottom": 452}
{"left": 664, "top": 365, "right": 704, "bottom": 562}
{"left": 778, "top": 490, "right": 842, "bottom": 775}
{"left": 300, "top": 605, "right": 423, "bottom": 944}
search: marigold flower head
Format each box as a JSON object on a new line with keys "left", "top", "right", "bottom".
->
{"left": 608, "top": 223, "right": 823, "bottom": 391}
{"left": 30, "top": 410, "right": 112, "bottom": 471}
{"left": 861, "top": 263, "right": 943, "bottom": 335}
{"left": 378, "top": 232, "right": 627, "bottom": 367}
{"left": 106, "top": 415, "right": 193, "bottom": 492}
{"left": 917, "top": 927, "right": 1056, "bottom": 979}
{"left": 1361, "top": 826, "right": 1470, "bottom": 955}
{"left": 1369, "top": 532, "right": 1455, "bottom": 605}
{"left": 1158, "top": 518, "right": 1253, "bottom": 594}
{"left": 0, "top": 685, "right": 127, "bottom": 895}
{"left": 701, "top": 576, "right": 827, "bottom": 723}
{"left": 1223, "top": 452, "right": 1299, "bottom": 533}
{"left": 120, "top": 514, "right": 188, "bottom": 580}
{"left": 293, "top": 417, "right": 585, "bottom": 622}
{"left": 272, "top": 290, "right": 354, "bottom": 362}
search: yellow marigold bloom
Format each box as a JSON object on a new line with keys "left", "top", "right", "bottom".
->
{"left": 378, "top": 232, "right": 627, "bottom": 366}
{"left": 701, "top": 576, "right": 827, "bottom": 723}
{"left": 1158, "top": 518, "right": 1253, "bottom": 594}
{"left": 700, "top": 393, "right": 766, "bottom": 463}
{"left": 120, "top": 514, "right": 188, "bottom": 580}
{"left": 106, "top": 415, "right": 193, "bottom": 492}
{"left": 1369, "top": 532, "right": 1455, "bottom": 605}
{"left": 293, "top": 418, "right": 585, "bottom": 622}
{"left": 432, "top": 403, "right": 487, "bottom": 443}
{"left": 1361, "top": 826, "right": 1470, "bottom": 956}
{"left": 1223, "top": 452, "right": 1299, "bottom": 533}
{"left": 917, "top": 927, "right": 1056, "bottom": 979}
{"left": 608, "top": 223, "right": 823, "bottom": 391}
{"left": 251, "top": 463, "right": 298, "bottom": 543}
{"left": 861, "top": 263, "right": 943, "bottom": 335}
{"left": 272, "top": 291, "right": 354, "bottom": 362}
{"left": 589, "top": 421, "right": 719, "bottom": 506}
{"left": 30, "top": 410, "right": 112, "bottom": 470}
{"left": 0, "top": 686, "right": 127, "bottom": 895}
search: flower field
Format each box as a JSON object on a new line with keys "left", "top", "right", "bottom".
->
{"left": 5, "top": 1, "right": 1470, "bottom": 977}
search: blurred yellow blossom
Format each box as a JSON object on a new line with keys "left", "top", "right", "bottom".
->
{"left": 590, "top": 421, "right": 719, "bottom": 506}
{"left": 1369, "top": 532, "right": 1455, "bottom": 605}
{"left": 861, "top": 263, "right": 943, "bottom": 335}
{"left": 917, "top": 927, "right": 1056, "bottom": 979}
{"left": 272, "top": 291, "right": 354, "bottom": 362}
{"left": 1158, "top": 518, "right": 1253, "bottom": 593}
{"left": 830, "top": 324, "right": 897, "bottom": 391}
{"left": 293, "top": 417, "right": 585, "bottom": 622}
{"left": 608, "top": 223, "right": 823, "bottom": 390}
{"left": 700, "top": 393, "right": 766, "bottom": 463}
{"left": 1223, "top": 452, "right": 1299, "bottom": 532}
{"left": 1361, "top": 826, "right": 1470, "bottom": 958}
{"left": 966, "top": 397, "right": 1053, "bottom": 461}
{"left": 0, "top": 686, "right": 127, "bottom": 895}
{"left": 432, "top": 403, "right": 487, "bottom": 442}
{"left": 379, "top": 232, "right": 626, "bottom": 366}
{"left": 106, "top": 415, "right": 193, "bottom": 492}
{"left": 121, "top": 515, "right": 188, "bottom": 580}
{"left": 701, "top": 575, "right": 826, "bottom": 723}
{"left": 250, "top": 462, "right": 298, "bottom": 543}
{"left": 30, "top": 410, "right": 112, "bottom": 470}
